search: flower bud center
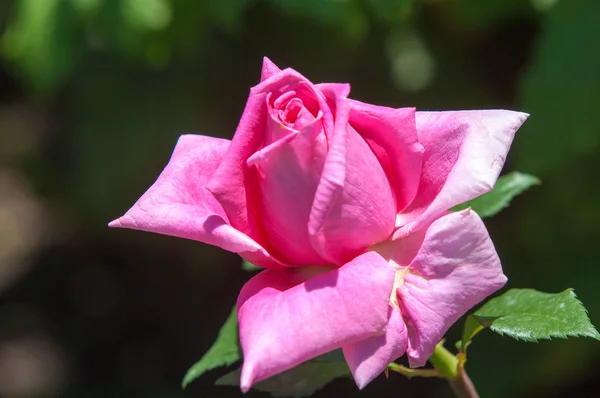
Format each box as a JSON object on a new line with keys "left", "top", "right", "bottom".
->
{"left": 280, "top": 98, "right": 303, "bottom": 125}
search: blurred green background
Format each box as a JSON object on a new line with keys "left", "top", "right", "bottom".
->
{"left": 0, "top": 0, "right": 599, "bottom": 397}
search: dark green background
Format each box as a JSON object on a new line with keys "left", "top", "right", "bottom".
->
{"left": 0, "top": 0, "right": 598, "bottom": 397}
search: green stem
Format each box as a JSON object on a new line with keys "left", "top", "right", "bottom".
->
{"left": 428, "top": 342, "right": 479, "bottom": 398}
{"left": 388, "top": 363, "right": 441, "bottom": 378}
{"left": 428, "top": 342, "right": 459, "bottom": 378}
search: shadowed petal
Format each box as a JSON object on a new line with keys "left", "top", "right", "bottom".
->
{"left": 247, "top": 117, "right": 329, "bottom": 265}
{"left": 343, "top": 308, "right": 408, "bottom": 389}
{"left": 109, "top": 134, "right": 285, "bottom": 269}
{"left": 308, "top": 97, "right": 397, "bottom": 265}
{"left": 347, "top": 100, "right": 423, "bottom": 211}
{"left": 206, "top": 90, "right": 269, "bottom": 243}
{"left": 395, "top": 110, "right": 528, "bottom": 237}
{"left": 397, "top": 209, "right": 507, "bottom": 367}
{"left": 237, "top": 251, "right": 396, "bottom": 391}
{"left": 317, "top": 85, "right": 423, "bottom": 211}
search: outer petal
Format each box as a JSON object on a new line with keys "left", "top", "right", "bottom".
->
{"left": 397, "top": 209, "right": 507, "bottom": 367}
{"left": 206, "top": 88, "right": 269, "bottom": 243}
{"left": 317, "top": 85, "right": 423, "bottom": 211}
{"left": 346, "top": 98, "right": 424, "bottom": 211}
{"left": 109, "top": 135, "right": 285, "bottom": 269}
{"left": 342, "top": 308, "right": 408, "bottom": 389}
{"left": 395, "top": 110, "right": 528, "bottom": 237}
{"left": 260, "top": 57, "right": 282, "bottom": 82}
{"left": 309, "top": 97, "right": 397, "bottom": 265}
{"left": 237, "top": 251, "right": 396, "bottom": 391}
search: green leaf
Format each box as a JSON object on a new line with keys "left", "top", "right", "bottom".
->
{"left": 459, "top": 314, "right": 485, "bottom": 353}
{"left": 242, "top": 259, "right": 261, "bottom": 272}
{"left": 311, "top": 349, "right": 345, "bottom": 363}
{"left": 216, "top": 360, "right": 351, "bottom": 398}
{"left": 452, "top": 172, "right": 540, "bottom": 217}
{"left": 472, "top": 289, "right": 600, "bottom": 342}
{"left": 182, "top": 307, "right": 240, "bottom": 388}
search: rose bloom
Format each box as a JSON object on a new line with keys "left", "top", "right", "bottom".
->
{"left": 111, "top": 58, "right": 527, "bottom": 390}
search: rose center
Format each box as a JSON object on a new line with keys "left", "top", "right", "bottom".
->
{"left": 279, "top": 98, "right": 303, "bottom": 126}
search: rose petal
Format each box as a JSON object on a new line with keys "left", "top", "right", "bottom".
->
{"left": 237, "top": 251, "right": 396, "bottom": 391}
{"left": 208, "top": 69, "right": 336, "bottom": 248}
{"left": 265, "top": 91, "right": 319, "bottom": 144}
{"left": 256, "top": 68, "right": 334, "bottom": 133}
{"left": 318, "top": 85, "right": 424, "bottom": 212}
{"left": 309, "top": 97, "right": 397, "bottom": 265}
{"left": 315, "top": 83, "right": 351, "bottom": 113}
{"left": 342, "top": 308, "right": 408, "bottom": 389}
{"left": 206, "top": 88, "right": 269, "bottom": 243}
{"left": 260, "top": 57, "right": 282, "bottom": 82}
{"left": 347, "top": 100, "right": 423, "bottom": 211}
{"left": 246, "top": 116, "right": 330, "bottom": 265}
{"left": 109, "top": 135, "right": 285, "bottom": 269}
{"left": 395, "top": 110, "right": 528, "bottom": 237}
{"left": 397, "top": 209, "right": 507, "bottom": 366}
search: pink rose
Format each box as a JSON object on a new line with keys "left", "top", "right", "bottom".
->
{"left": 110, "top": 58, "right": 527, "bottom": 390}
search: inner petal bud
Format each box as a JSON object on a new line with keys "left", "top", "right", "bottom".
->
{"left": 280, "top": 98, "right": 303, "bottom": 125}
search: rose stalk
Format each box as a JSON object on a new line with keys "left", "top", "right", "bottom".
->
{"left": 110, "top": 58, "right": 527, "bottom": 394}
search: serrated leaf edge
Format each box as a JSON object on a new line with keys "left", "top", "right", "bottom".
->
{"left": 472, "top": 288, "right": 600, "bottom": 343}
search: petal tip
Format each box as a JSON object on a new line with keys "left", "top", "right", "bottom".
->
{"left": 240, "top": 366, "right": 255, "bottom": 393}
{"left": 499, "top": 273, "right": 509, "bottom": 287}
{"left": 513, "top": 111, "right": 530, "bottom": 126}
{"left": 108, "top": 214, "right": 136, "bottom": 229}
{"left": 497, "top": 109, "right": 530, "bottom": 128}
{"left": 355, "top": 380, "right": 368, "bottom": 390}
{"left": 353, "top": 374, "right": 372, "bottom": 390}
{"left": 261, "top": 57, "right": 282, "bottom": 81}
{"left": 108, "top": 218, "right": 122, "bottom": 228}
{"left": 240, "top": 384, "right": 251, "bottom": 394}
{"left": 337, "top": 83, "right": 352, "bottom": 98}
{"left": 407, "top": 356, "right": 427, "bottom": 369}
